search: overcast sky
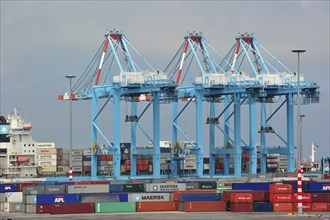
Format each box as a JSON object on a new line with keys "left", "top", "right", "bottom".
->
{"left": 0, "top": 1, "right": 329, "bottom": 161}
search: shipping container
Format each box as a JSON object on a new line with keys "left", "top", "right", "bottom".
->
{"left": 36, "top": 148, "right": 56, "bottom": 154}
{"left": 25, "top": 195, "right": 37, "bottom": 204}
{"left": 71, "top": 161, "right": 83, "bottom": 167}
{"left": 23, "top": 204, "right": 36, "bottom": 213}
{"left": 269, "top": 194, "right": 293, "bottom": 203}
{"left": 230, "top": 193, "right": 253, "bottom": 203}
{"left": 71, "top": 150, "right": 82, "bottom": 156}
{"left": 328, "top": 203, "right": 330, "bottom": 211}
{"left": 0, "top": 183, "right": 18, "bottom": 193}
{"left": 120, "top": 193, "right": 128, "bottom": 202}
{"left": 269, "top": 184, "right": 292, "bottom": 194}
{"left": 92, "top": 181, "right": 110, "bottom": 185}
{"left": 253, "top": 202, "right": 272, "bottom": 212}
{"left": 230, "top": 203, "right": 253, "bottom": 212}
{"left": 22, "top": 186, "right": 45, "bottom": 195}
{"left": 292, "top": 203, "right": 312, "bottom": 212}
{"left": 272, "top": 203, "right": 293, "bottom": 212}
{"left": 83, "top": 155, "right": 91, "bottom": 161}
{"left": 198, "top": 181, "right": 217, "bottom": 190}
{"left": 124, "top": 184, "right": 144, "bottom": 193}
{"left": 55, "top": 181, "right": 74, "bottom": 186}
{"left": 173, "top": 190, "right": 215, "bottom": 201}
{"left": 110, "top": 184, "right": 125, "bottom": 193}
{"left": 231, "top": 182, "right": 270, "bottom": 191}
{"left": 3, "top": 192, "right": 23, "bottom": 202}
{"left": 45, "top": 185, "right": 66, "bottom": 194}
{"left": 2, "top": 202, "right": 23, "bottom": 213}
{"left": 184, "top": 201, "right": 226, "bottom": 212}
{"left": 223, "top": 190, "right": 266, "bottom": 202}
{"left": 74, "top": 181, "right": 93, "bottom": 185}
{"left": 17, "top": 182, "right": 37, "bottom": 192}
{"left": 36, "top": 204, "right": 52, "bottom": 214}
{"left": 185, "top": 182, "right": 199, "bottom": 190}
{"left": 51, "top": 203, "right": 95, "bottom": 214}
{"left": 80, "top": 193, "right": 120, "bottom": 203}
{"left": 136, "top": 201, "right": 177, "bottom": 212}
{"left": 128, "top": 193, "right": 171, "bottom": 202}
{"left": 83, "top": 150, "right": 92, "bottom": 155}
{"left": 37, "top": 181, "right": 55, "bottom": 186}
{"left": 72, "top": 156, "right": 83, "bottom": 161}
{"left": 146, "top": 183, "right": 186, "bottom": 192}
{"left": 67, "top": 184, "right": 109, "bottom": 194}
{"left": 179, "top": 193, "right": 222, "bottom": 202}
{"left": 292, "top": 193, "right": 312, "bottom": 203}
{"left": 312, "top": 203, "right": 328, "bottom": 211}
{"left": 95, "top": 202, "right": 136, "bottom": 213}
{"left": 311, "top": 193, "right": 330, "bottom": 202}
{"left": 36, "top": 194, "right": 80, "bottom": 205}
{"left": 308, "top": 182, "right": 330, "bottom": 191}
{"left": 83, "top": 161, "right": 92, "bottom": 166}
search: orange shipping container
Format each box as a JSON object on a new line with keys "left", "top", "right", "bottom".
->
{"left": 184, "top": 201, "right": 226, "bottom": 212}
{"left": 173, "top": 190, "right": 216, "bottom": 201}
{"left": 293, "top": 203, "right": 312, "bottom": 212}
{"left": 272, "top": 203, "right": 293, "bottom": 212}
{"left": 230, "top": 193, "right": 253, "bottom": 203}
{"left": 312, "top": 203, "right": 328, "bottom": 212}
{"left": 270, "top": 194, "right": 293, "bottom": 203}
{"left": 74, "top": 181, "right": 93, "bottom": 185}
{"left": 136, "top": 201, "right": 177, "bottom": 212}
{"left": 269, "top": 184, "right": 292, "bottom": 194}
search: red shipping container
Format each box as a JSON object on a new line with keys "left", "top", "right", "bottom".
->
{"left": 37, "top": 204, "right": 52, "bottom": 214}
{"left": 328, "top": 203, "right": 330, "bottom": 211}
{"left": 324, "top": 174, "right": 330, "bottom": 179}
{"left": 293, "top": 203, "right": 312, "bottom": 212}
{"left": 230, "top": 203, "right": 253, "bottom": 212}
{"left": 173, "top": 190, "right": 216, "bottom": 201}
{"left": 215, "top": 164, "right": 224, "bottom": 169}
{"left": 269, "top": 184, "right": 292, "bottom": 194}
{"left": 106, "top": 155, "right": 113, "bottom": 160}
{"left": 51, "top": 203, "right": 95, "bottom": 214}
{"left": 312, "top": 203, "right": 328, "bottom": 212}
{"left": 273, "top": 203, "right": 293, "bottom": 212}
{"left": 223, "top": 190, "right": 266, "bottom": 202}
{"left": 311, "top": 193, "right": 330, "bottom": 203}
{"left": 293, "top": 193, "right": 312, "bottom": 203}
{"left": 17, "top": 182, "right": 37, "bottom": 192}
{"left": 230, "top": 193, "right": 253, "bottom": 203}
{"left": 270, "top": 194, "right": 293, "bottom": 203}
{"left": 184, "top": 201, "right": 226, "bottom": 212}
{"left": 125, "top": 160, "right": 130, "bottom": 166}
{"left": 136, "top": 201, "right": 177, "bottom": 212}
{"left": 74, "top": 181, "right": 93, "bottom": 185}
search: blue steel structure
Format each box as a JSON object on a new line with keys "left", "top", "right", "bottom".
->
{"left": 58, "top": 31, "right": 320, "bottom": 179}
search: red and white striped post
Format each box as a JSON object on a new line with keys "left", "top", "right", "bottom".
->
{"left": 297, "top": 163, "right": 304, "bottom": 214}
{"left": 69, "top": 167, "right": 73, "bottom": 181}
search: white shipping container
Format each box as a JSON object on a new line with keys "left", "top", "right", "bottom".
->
{"left": 146, "top": 183, "right": 186, "bottom": 192}
{"left": 83, "top": 150, "right": 92, "bottom": 155}
{"left": 72, "top": 161, "right": 82, "bottom": 167}
{"left": 72, "top": 167, "right": 82, "bottom": 172}
{"left": 128, "top": 193, "right": 171, "bottom": 202}
{"left": 72, "top": 151, "right": 82, "bottom": 156}
{"left": 2, "top": 202, "right": 23, "bottom": 213}
{"left": 36, "top": 148, "right": 56, "bottom": 154}
{"left": 35, "top": 160, "right": 57, "bottom": 166}
{"left": 37, "top": 142, "right": 55, "bottom": 148}
{"left": 4, "top": 192, "right": 23, "bottom": 203}
{"left": 35, "top": 155, "right": 57, "bottom": 160}
{"left": 72, "top": 156, "right": 83, "bottom": 161}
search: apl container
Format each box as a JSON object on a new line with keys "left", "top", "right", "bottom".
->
{"left": 95, "top": 202, "right": 136, "bottom": 213}
{"left": 308, "top": 182, "right": 330, "bottom": 192}
{"left": 0, "top": 183, "right": 18, "bottom": 193}
{"left": 80, "top": 193, "right": 120, "bottom": 203}
{"left": 36, "top": 194, "right": 80, "bottom": 205}
{"left": 128, "top": 193, "right": 171, "bottom": 202}
{"left": 51, "top": 203, "right": 95, "bottom": 214}
{"left": 179, "top": 193, "right": 222, "bottom": 202}
{"left": 253, "top": 202, "right": 272, "bottom": 212}
{"left": 67, "top": 184, "right": 109, "bottom": 194}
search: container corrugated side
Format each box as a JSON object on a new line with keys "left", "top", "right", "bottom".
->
{"left": 128, "top": 193, "right": 171, "bottom": 202}
{"left": 45, "top": 185, "right": 66, "bottom": 194}
{"left": 179, "top": 193, "right": 222, "bottom": 202}
{"left": 80, "top": 193, "right": 120, "bottom": 203}
{"left": 36, "top": 194, "right": 80, "bottom": 205}
{"left": 146, "top": 183, "right": 186, "bottom": 192}
{"left": 22, "top": 186, "right": 45, "bottom": 195}
{"left": 0, "top": 184, "right": 18, "bottom": 193}
{"left": 95, "top": 202, "right": 136, "bottom": 213}
{"left": 67, "top": 184, "right": 109, "bottom": 194}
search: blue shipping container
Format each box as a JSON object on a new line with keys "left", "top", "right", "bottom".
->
{"left": 37, "top": 194, "right": 80, "bottom": 204}
{"left": 80, "top": 193, "right": 120, "bottom": 203}
{"left": 119, "top": 193, "right": 128, "bottom": 202}
{"left": 179, "top": 193, "right": 221, "bottom": 202}
{"left": 253, "top": 202, "right": 273, "bottom": 212}
{"left": 0, "top": 183, "right": 17, "bottom": 193}
{"left": 55, "top": 181, "right": 75, "bottom": 186}
{"left": 83, "top": 155, "right": 91, "bottom": 161}
{"left": 308, "top": 182, "right": 330, "bottom": 192}
{"left": 110, "top": 184, "right": 125, "bottom": 193}
{"left": 37, "top": 181, "right": 56, "bottom": 186}
{"left": 232, "top": 182, "right": 270, "bottom": 191}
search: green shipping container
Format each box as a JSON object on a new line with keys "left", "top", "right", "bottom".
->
{"left": 95, "top": 202, "right": 136, "bottom": 213}
{"left": 198, "top": 181, "right": 216, "bottom": 189}
{"left": 124, "top": 184, "right": 144, "bottom": 192}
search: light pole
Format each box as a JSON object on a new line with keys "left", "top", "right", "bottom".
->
{"left": 65, "top": 75, "right": 76, "bottom": 181}
{"left": 291, "top": 49, "right": 306, "bottom": 215}
{"left": 291, "top": 49, "right": 306, "bottom": 169}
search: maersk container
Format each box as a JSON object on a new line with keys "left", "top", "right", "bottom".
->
{"left": 124, "top": 184, "right": 144, "bottom": 192}
{"left": 45, "top": 185, "right": 66, "bottom": 194}
{"left": 253, "top": 202, "right": 273, "bottom": 212}
{"left": 80, "top": 193, "right": 120, "bottom": 203}
{"left": 308, "top": 182, "right": 330, "bottom": 192}
{"left": 95, "top": 202, "right": 136, "bottom": 213}
{"left": 22, "top": 186, "right": 45, "bottom": 195}
{"left": 25, "top": 195, "right": 37, "bottom": 204}
{"left": 0, "top": 183, "right": 18, "bottom": 193}
{"left": 55, "top": 181, "right": 74, "bottom": 186}
{"left": 36, "top": 194, "right": 80, "bottom": 205}
{"left": 179, "top": 193, "right": 222, "bottom": 202}
{"left": 232, "top": 182, "right": 270, "bottom": 191}
{"left": 146, "top": 183, "right": 186, "bottom": 192}
{"left": 67, "top": 184, "right": 109, "bottom": 194}
{"left": 110, "top": 184, "right": 125, "bottom": 193}
{"left": 128, "top": 193, "right": 171, "bottom": 202}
